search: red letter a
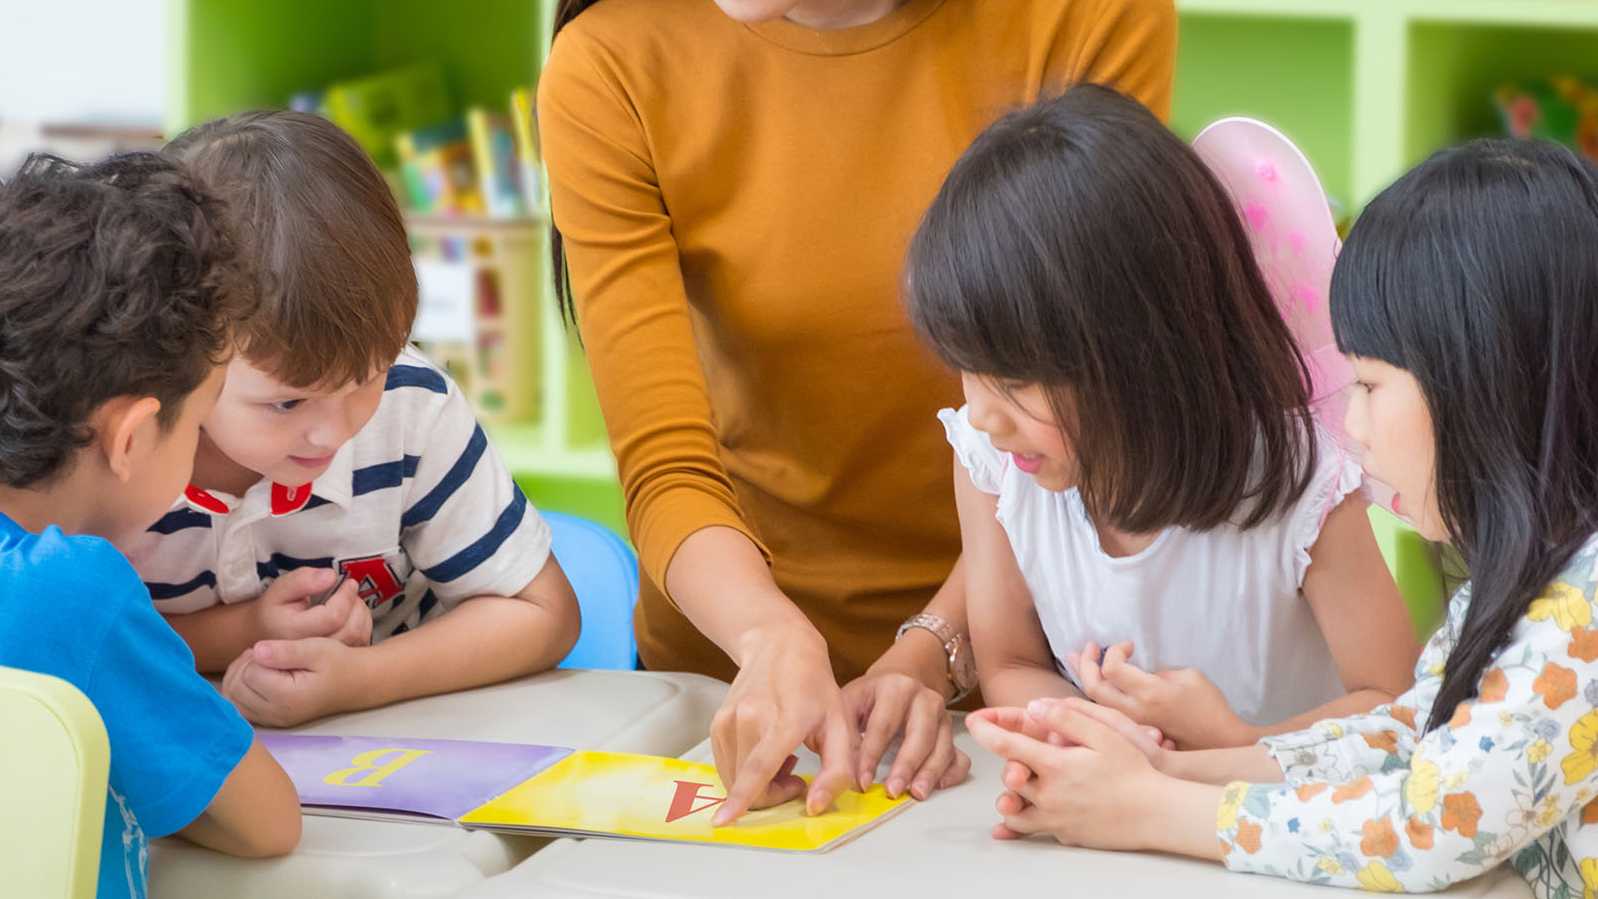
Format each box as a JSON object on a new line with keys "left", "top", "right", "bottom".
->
{"left": 665, "top": 780, "right": 726, "bottom": 823}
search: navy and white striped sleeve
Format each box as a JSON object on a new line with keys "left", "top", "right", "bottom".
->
{"left": 397, "top": 372, "right": 552, "bottom": 608}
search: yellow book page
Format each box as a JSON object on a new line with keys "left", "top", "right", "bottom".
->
{"left": 458, "top": 750, "right": 906, "bottom": 852}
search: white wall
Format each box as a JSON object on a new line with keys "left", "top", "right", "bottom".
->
{"left": 0, "top": 0, "right": 165, "bottom": 123}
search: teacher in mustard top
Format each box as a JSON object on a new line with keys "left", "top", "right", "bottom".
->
{"left": 539, "top": 0, "right": 1176, "bottom": 823}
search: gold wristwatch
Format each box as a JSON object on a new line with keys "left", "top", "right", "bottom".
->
{"left": 896, "top": 613, "right": 978, "bottom": 704}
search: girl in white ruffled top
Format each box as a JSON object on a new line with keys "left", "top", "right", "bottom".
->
{"left": 905, "top": 85, "right": 1419, "bottom": 750}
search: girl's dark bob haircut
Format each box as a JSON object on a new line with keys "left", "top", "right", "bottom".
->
{"left": 906, "top": 84, "right": 1316, "bottom": 533}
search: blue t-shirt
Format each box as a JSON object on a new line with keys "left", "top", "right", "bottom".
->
{"left": 0, "top": 512, "right": 252, "bottom": 899}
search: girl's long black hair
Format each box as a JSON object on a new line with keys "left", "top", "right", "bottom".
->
{"left": 1330, "top": 138, "right": 1598, "bottom": 731}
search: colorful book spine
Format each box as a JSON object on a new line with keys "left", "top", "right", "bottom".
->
{"left": 466, "top": 108, "right": 526, "bottom": 218}
{"left": 395, "top": 121, "right": 484, "bottom": 215}
{"left": 509, "top": 87, "right": 545, "bottom": 212}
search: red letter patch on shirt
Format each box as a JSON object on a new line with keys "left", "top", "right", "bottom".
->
{"left": 341, "top": 555, "right": 404, "bottom": 609}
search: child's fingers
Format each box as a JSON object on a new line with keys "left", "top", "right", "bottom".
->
{"left": 992, "top": 823, "right": 1024, "bottom": 840}
{"left": 221, "top": 663, "right": 251, "bottom": 715}
{"left": 252, "top": 637, "right": 329, "bottom": 671}
{"left": 1102, "top": 663, "right": 1160, "bottom": 701}
{"left": 995, "top": 789, "right": 1029, "bottom": 817}
{"left": 970, "top": 706, "right": 1031, "bottom": 734}
{"left": 1076, "top": 648, "right": 1136, "bottom": 712}
{"left": 967, "top": 713, "right": 1062, "bottom": 773}
{"left": 1045, "top": 698, "right": 1160, "bottom": 752}
{"left": 1100, "top": 643, "right": 1156, "bottom": 691}
{"left": 1025, "top": 701, "right": 1137, "bottom": 757}
{"left": 331, "top": 592, "right": 373, "bottom": 647}
{"left": 973, "top": 706, "right": 1066, "bottom": 747}
{"left": 1075, "top": 645, "right": 1106, "bottom": 695}
{"left": 238, "top": 658, "right": 294, "bottom": 705}
{"left": 286, "top": 588, "right": 356, "bottom": 640}
{"left": 1000, "top": 803, "right": 1048, "bottom": 837}
{"left": 224, "top": 680, "right": 269, "bottom": 724}
{"left": 221, "top": 648, "right": 253, "bottom": 695}
{"left": 1077, "top": 643, "right": 1100, "bottom": 683}
{"left": 1002, "top": 758, "right": 1033, "bottom": 792}
{"left": 268, "top": 566, "right": 337, "bottom": 603}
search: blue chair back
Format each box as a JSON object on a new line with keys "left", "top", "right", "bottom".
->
{"left": 547, "top": 511, "right": 639, "bottom": 669}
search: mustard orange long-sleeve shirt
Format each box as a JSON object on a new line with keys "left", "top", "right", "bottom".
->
{"left": 539, "top": 0, "right": 1176, "bottom": 683}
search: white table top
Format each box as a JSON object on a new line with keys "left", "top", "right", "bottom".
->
{"left": 149, "top": 669, "right": 729, "bottom": 899}
{"left": 459, "top": 718, "right": 1535, "bottom": 899}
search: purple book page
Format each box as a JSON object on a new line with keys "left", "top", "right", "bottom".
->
{"left": 261, "top": 733, "right": 573, "bottom": 821}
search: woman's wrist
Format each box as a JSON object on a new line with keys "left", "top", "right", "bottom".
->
{"left": 731, "top": 607, "right": 827, "bottom": 668}
{"left": 868, "top": 626, "right": 954, "bottom": 700}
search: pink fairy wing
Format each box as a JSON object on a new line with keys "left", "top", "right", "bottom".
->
{"left": 1193, "top": 117, "right": 1404, "bottom": 519}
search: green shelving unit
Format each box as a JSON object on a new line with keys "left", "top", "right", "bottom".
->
{"left": 1173, "top": 0, "right": 1598, "bottom": 209}
{"left": 167, "top": 0, "right": 1598, "bottom": 544}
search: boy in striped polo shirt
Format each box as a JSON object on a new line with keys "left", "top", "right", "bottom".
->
{"left": 124, "top": 111, "right": 580, "bottom": 727}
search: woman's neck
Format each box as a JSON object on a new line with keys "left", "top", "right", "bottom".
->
{"left": 785, "top": 0, "right": 904, "bottom": 29}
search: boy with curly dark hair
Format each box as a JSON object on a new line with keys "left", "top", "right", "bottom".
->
{"left": 0, "top": 152, "right": 301, "bottom": 899}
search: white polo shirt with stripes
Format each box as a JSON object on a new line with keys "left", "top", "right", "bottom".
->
{"left": 125, "top": 347, "right": 553, "bottom": 641}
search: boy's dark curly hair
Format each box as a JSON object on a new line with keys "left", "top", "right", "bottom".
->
{"left": 0, "top": 152, "right": 250, "bottom": 488}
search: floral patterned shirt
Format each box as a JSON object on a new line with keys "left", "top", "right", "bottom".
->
{"left": 1218, "top": 535, "right": 1598, "bottom": 896}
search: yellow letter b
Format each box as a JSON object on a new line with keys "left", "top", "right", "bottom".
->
{"left": 323, "top": 748, "right": 432, "bottom": 788}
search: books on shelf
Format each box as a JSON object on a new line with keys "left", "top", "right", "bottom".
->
{"left": 314, "top": 74, "right": 550, "bottom": 424}
{"left": 396, "top": 120, "right": 484, "bottom": 216}
{"left": 323, "top": 64, "right": 453, "bottom": 170}
{"left": 263, "top": 733, "right": 907, "bottom": 852}
{"left": 386, "top": 86, "right": 543, "bottom": 220}
{"left": 510, "top": 86, "right": 545, "bottom": 212}
{"left": 467, "top": 108, "right": 526, "bottom": 218}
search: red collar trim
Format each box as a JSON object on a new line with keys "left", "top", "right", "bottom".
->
{"left": 270, "top": 482, "right": 314, "bottom": 517}
{"left": 183, "top": 485, "right": 232, "bottom": 515}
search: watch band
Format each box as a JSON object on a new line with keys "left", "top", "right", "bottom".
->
{"left": 896, "top": 612, "right": 976, "bottom": 703}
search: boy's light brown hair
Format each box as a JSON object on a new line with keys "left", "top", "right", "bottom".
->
{"left": 165, "top": 110, "right": 416, "bottom": 389}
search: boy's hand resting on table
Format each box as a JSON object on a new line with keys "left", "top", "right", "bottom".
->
{"left": 252, "top": 567, "right": 373, "bottom": 648}
{"left": 221, "top": 637, "right": 359, "bottom": 727}
{"left": 1074, "top": 641, "right": 1249, "bottom": 749}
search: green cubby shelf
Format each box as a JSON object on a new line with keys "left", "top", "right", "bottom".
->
{"left": 168, "top": 0, "right": 1598, "bottom": 542}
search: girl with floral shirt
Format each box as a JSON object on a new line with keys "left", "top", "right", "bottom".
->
{"left": 967, "top": 137, "right": 1598, "bottom": 896}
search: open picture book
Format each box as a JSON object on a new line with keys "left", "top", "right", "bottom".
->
{"left": 260, "top": 733, "right": 908, "bottom": 853}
